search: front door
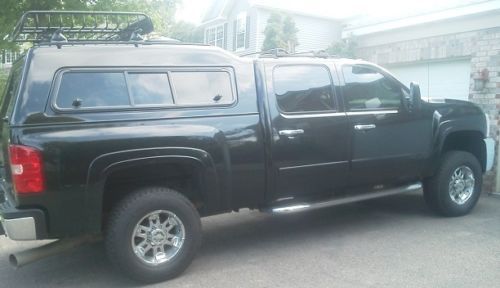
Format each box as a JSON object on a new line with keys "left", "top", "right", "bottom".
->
{"left": 340, "top": 64, "right": 431, "bottom": 188}
{"left": 264, "top": 62, "right": 350, "bottom": 201}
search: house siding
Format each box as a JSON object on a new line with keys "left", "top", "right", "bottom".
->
{"left": 201, "top": 1, "right": 342, "bottom": 55}
{"left": 201, "top": 0, "right": 259, "bottom": 55}
{"left": 256, "top": 9, "right": 341, "bottom": 53}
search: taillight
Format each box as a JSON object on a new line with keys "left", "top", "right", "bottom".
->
{"left": 8, "top": 144, "right": 46, "bottom": 194}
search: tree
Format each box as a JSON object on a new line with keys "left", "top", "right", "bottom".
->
{"left": 261, "top": 12, "right": 299, "bottom": 53}
{"left": 282, "top": 15, "right": 299, "bottom": 53}
{"left": 0, "top": 0, "right": 179, "bottom": 50}
{"left": 326, "top": 38, "right": 357, "bottom": 58}
{"left": 169, "top": 21, "right": 204, "bottom": 43}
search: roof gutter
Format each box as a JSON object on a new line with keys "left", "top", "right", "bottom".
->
{"left": 342, "top": 0, "right": 500, "bottom": 38}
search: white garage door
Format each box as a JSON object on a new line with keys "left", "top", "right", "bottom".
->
{"left": 387, "top": 59, "right": 471, "bottom": 101}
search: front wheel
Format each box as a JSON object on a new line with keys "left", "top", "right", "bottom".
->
{"left": 105, "top": 187, "right": 202, "bottom": 283}
{"left": 424, "top": 151, "right": 482, "bottom": 217}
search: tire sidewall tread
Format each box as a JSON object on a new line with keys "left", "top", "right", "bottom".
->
{"left": 105, "top": 187, "right": 201, "bottom": 283}
{"left": 424, "top": 151, "right": 482, "bottom": 217}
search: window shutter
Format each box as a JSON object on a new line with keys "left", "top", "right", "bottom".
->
{"left": 224, "top": 23, "right": 228, "bottom": 49}
{"left": 245, "top": 16, "right": 250, "bottom": 49}
{"left": 233, "top": 20, "right": 237, "bottom": 51}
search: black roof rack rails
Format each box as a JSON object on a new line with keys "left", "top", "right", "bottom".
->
{"left": 9, "top": 11, "right": 154, "bottom": 45}
{"left": 241, "top": 48, "right": 338, "bottom": 59}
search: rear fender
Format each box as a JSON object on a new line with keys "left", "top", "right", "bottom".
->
{"left": 84, "top": 147, "right": 218, "bottom": 233}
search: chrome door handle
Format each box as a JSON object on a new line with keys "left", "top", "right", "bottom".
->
{"left": 279, "top": 129, "right": 305, "bottom": 137}
{"left": 354, "top": 124, "right": 376, "bottom": 131}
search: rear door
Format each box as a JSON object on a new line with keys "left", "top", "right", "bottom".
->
{"left": 264, "top": 62, "right": 350, "bottom": 201}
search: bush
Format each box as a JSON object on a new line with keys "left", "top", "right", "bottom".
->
{"left": 0, "top": 70, "right": 8, "bottom": 101}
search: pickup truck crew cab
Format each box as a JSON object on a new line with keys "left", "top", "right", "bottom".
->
{"left": 0, "top": 11, "right": 495, "bottom": 283}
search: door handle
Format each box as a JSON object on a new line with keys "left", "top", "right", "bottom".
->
{"left": 354, "top": 124, "right": 376, "bottom": 131}
{"left": 279, "top": 129, "right": 305, "bottom": 137}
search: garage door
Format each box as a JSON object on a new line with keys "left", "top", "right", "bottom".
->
{"left": 387, "top": 59, "right": 471, "bottom": 101}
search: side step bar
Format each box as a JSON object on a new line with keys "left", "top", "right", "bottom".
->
{"left": 269, "top": 182, "right": 422, "bottom": 214}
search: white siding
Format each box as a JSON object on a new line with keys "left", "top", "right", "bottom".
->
{"left": 348, "top": 12, "right": 500, "bottom": 47}
{"left": 201, "top": 0, "right": 259, "bottom": 55}
{"left": 200, "top": 0, "right": 343, "bottom": 55}
{"left": 256, "top": 9, "right": 341, "bottom": 53}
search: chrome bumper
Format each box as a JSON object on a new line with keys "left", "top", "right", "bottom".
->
{"left": 0, "top": 216, "right": 37, "bottom": 240}
{"left": 484, "top": 138, "right": 495, "bottom": 171}
{"left": 0, "top": 181, "right": 47, "bottom": 241}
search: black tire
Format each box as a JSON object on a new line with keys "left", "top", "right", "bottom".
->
{"left": 424, "top": 151, "right": 482, "bottom": 217}
{"left": 105, "top": 187, "right": 202, "bottom": 283}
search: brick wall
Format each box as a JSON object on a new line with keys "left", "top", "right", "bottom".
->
{"left": 356, "top": 27, "right": 500, "bottom": 193}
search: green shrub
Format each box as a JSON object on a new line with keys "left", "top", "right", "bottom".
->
{"left": 0, "top": 70, "right": 8, "bottom": 102}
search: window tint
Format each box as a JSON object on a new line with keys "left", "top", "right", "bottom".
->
{"left": 342, "top": 65, "right": 403, "bottom": 110}
{"left": 57, "top": 72, "right": 130, "bottom": 109}
{"left": 273, "top": 65, "right": 335, "bottom": 113}
{"left": 127, "top": 73, "right": 173, "bottom": 106}
{"left": 170, "top": 71, "right": 233, "bottom": 105}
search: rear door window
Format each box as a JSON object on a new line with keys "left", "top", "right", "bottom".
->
{"left": 273, "top": 65, "right": 335, "bottom": 113}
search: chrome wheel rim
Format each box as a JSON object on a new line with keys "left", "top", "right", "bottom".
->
{"left": 131, "top": 210, "right": 185, "bottom": 266}
{"left": 448, "top": 166, "right": 475, "bottom": 205}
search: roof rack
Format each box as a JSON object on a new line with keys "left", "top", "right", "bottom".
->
{"left": 9, "top": 11, "right": 154, "bottom": 44}
{"left": 241, "top": 48, "right": 338, "bottom": 59}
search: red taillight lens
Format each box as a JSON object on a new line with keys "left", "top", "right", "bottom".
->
{"left": 8, "top": 144, "right": 46, "bottom": 194}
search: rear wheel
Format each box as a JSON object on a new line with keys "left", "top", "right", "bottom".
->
{"left": 105, "top": 187, "right": 201, "bottom": 283}
{"left": 424, "top": 151, "right": 482, "bottom": 217}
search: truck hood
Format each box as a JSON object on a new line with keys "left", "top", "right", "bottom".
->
{"left": 423, "top": 98, "right": 483, "bottom": 115}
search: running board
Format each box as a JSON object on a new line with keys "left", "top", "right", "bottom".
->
{"left": 269, "top": 182, "right": 422, "bottom": 214}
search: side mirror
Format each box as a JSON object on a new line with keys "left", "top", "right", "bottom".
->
{"left": 407, "top": 82, "right": 422, "bottom": 112}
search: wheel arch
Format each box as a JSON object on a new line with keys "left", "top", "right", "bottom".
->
{"left": 438, "top": 129, "right": 486, "bottom": 172}
{"left": 84, "top": 147, "right": 221, "bottom": 234}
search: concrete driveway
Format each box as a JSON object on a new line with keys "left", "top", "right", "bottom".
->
{"left": 0, "top": 191, "right": 499, "bottom": 288}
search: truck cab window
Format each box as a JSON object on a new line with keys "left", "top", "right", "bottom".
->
{"left": 273, "top": 65, "right": 335, "bottom": 113}
{"left": 342, "top": 65, "right": 403, "bottom": 111}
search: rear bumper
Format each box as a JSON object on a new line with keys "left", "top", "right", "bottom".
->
{"left": 484, "top": 138, "right": 495, "bottom": 172}
{"left": 0, "top": 181, "right": 47, "bottom": 240}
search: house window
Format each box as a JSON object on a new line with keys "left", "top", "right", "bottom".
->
{"left": 235, "top": 12, "right": 247, "bottom": 50}
{"left": 206, "top": 24, "right": 225, "bottom": 48}
{"left": 6, "top": 51, "right": 12, "bottom": 64}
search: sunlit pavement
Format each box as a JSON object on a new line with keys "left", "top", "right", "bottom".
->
{"left": 1, "top": 191, "right": 499, "bottom": 288}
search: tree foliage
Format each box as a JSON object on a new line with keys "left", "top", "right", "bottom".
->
{"left": 262, "top": 12, "right": 299, "bottom": 53}
{"left": 326, "top": 38, "right": 357, "bottom": 58}
{"left": 0, "top": 70, "right": 8, "bottom": 98}
{"left": 0, "top": 0, "right": 179, "bottom": 50}
{"left": 169, "top": 21, "right": 204, "bottom": 43}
